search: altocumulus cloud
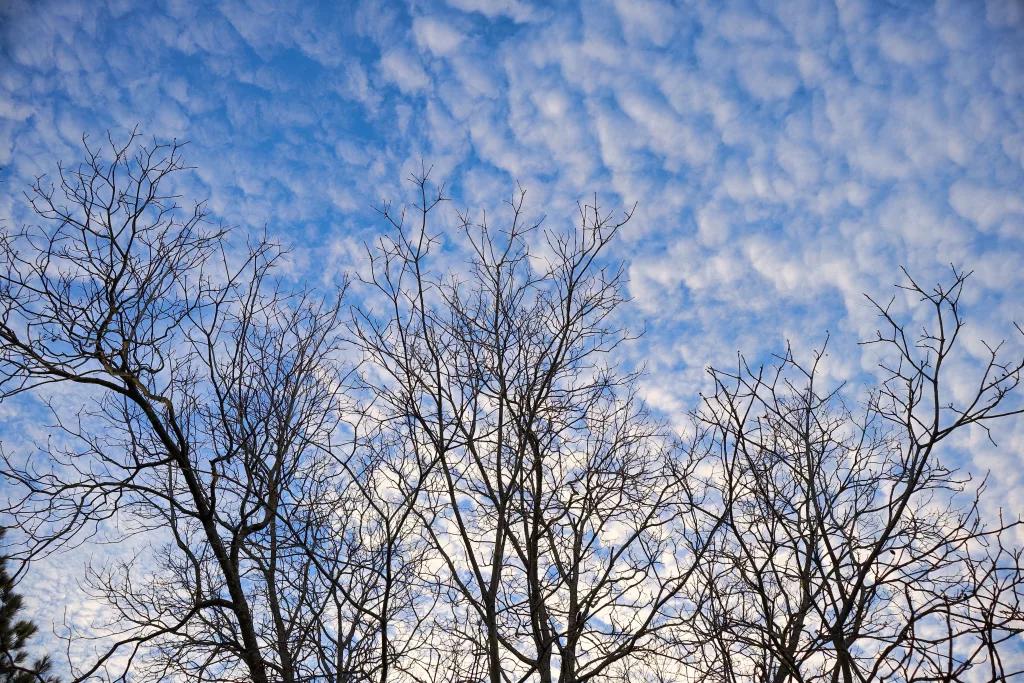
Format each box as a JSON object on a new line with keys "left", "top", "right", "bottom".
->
{"left": 1, "top": 0, "right": 1024, "bottom": 660}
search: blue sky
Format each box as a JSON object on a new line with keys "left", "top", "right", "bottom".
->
{"left": 2, "top": 0, "right": 1024, "bottom": 656}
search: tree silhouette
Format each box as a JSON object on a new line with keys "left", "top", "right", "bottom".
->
{"left": 0, "top": 530, "right": 57, "bottom": 683}
{"left": 0, "top": 133, "right": 1022, "bottom": 683}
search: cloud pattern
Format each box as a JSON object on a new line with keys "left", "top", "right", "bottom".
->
{"left": 2, "top": 0, "right": 1024, "bottom": 662}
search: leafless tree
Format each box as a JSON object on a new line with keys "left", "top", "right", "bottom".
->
{"left": 1, "top": 134, "right": 1022, "bottom": 683}
{"left": 350, "top": 171, "right": 726, "bottom": 683}
{"left": 692, "top": 268, "right": 1024, "bottom": 683}
{"left": 0, "top": 133, "right": 422, "bottom": 683}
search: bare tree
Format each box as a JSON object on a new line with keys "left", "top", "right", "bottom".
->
{"left": 2, "top": 134, "right": 1021, "bottom": 683}
{"left": 692, "top": 268, "right": 1024, "bottom": 683}
{"left": 351, "top": 171, "right": 725, "bottom": 683}
{"left": 0, "top": 133, "right": 422, "bottom": 683}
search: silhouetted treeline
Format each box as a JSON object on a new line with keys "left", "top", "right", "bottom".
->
{"left": 1, "top": 134, "right": 1022, "bottom": 683}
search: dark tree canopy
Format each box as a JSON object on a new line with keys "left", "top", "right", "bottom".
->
{"left": 0, "top": 530, "right": 57, "bottom": 683}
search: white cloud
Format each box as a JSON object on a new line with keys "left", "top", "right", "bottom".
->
{"left": 877, "top": 20, "right": 941, "bottom": 66}
{"left": 985, "top": 0, "right": 1024, "bottom": 28}
{"left": 949, "top": 180, "right": 1024, "bottom": 230}
{"left": 413, "top": 16, "right": 465, "bottom": 56}
{"left": 612, "top": 0, "right": 681, "bottom": 47}
{"left": 379, "top": 49, "right": 431, "bottom": 93}
{"left": 734, "top": 46, "right": 801, "bottom": 101}
{"left": 444, "top": 0, "right": 542, "bottom": 23}
{"left": 531, "top": 88, "right": 569, "bottom": 120}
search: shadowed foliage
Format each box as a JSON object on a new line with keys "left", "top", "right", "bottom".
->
{"left": 0, "top": 529, "right": 58, "bottom": 683}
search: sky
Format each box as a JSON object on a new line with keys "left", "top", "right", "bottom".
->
{"left": 1, "top": 0, "right": 1024, "bottom": 664}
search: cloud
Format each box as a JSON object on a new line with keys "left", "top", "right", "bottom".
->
{"left": 877, "top": 17, "right": 941, "bottom": 66}
{"left": 379, "top": 49, "right": 431, "bottom": 93}
{"left": 613, "top": 0, "right": 682, "bottom": 47}
{"left": 443, "top": 0, "right": 542, "bottom": 23}
{"left": 413, "top": 16, "right": 465, "bottom": 56}
{"left": 949, "top": 180, "right": 1024, "bottom": 230}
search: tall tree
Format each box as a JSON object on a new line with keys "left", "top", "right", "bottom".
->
{"left": 692, "top": 268, "right": 1024, "bottom": 683}
{"left": 0, "top": 132, "right": 422, "bottom": 683}
{"left": 1, "top": 134, "right": 1022, "bottom": 683}
{"left": 351, "top": 172, "right": 726, "bottom": 683}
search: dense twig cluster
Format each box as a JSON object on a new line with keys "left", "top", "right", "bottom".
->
{"left": 0, "top": 136, "right": 1021, "bottom": 683}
